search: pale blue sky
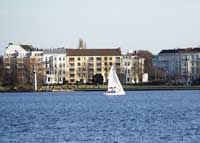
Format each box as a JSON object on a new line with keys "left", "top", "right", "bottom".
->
{"left": 0, "top": 0, "right": 200, "bottom": 55}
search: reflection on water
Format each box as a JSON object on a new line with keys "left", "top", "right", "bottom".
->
{"left": 0, "top": 90, "right": 200, "bottom": 143}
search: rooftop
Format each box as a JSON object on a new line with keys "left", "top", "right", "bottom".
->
{"left": 43, "top": 48, "right": 66, "bottom": 54}
{"left": 20, "top": 45, "right": 34, "bottom": 51}
{"left": 159, "top": 48, "right": 200, "bottom": 54}
{"left": 66, "top": 48, "right": 122, "bottom": 56}
{"left": 7, "top": 43, "right": 42, "bottom": 51}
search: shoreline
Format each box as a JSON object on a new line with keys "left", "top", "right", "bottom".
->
{"left": 0, "top": 85, "right": 200, "bottom": 92}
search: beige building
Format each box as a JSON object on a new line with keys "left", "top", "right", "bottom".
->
{"left": 66, "top": 48, "right": 122, "bottom": 84}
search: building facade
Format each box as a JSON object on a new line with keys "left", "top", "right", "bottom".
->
{"left": 3, "top": 43, "right": 33, "bottom": 86}
{"left": 43, "top": 48, "right": 67, "bottom": 84}
{"left": 121, "top": 51, "right": 145, "bottom": 84}
{"left": 66, "top": 48, "right": 122, "bottom": 84}
{"left": 153, "top": 48, "right": 200, "bottom": 83}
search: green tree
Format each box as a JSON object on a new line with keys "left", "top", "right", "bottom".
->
{"left": 92, "top": 74, "right": 104, "bottom": 85}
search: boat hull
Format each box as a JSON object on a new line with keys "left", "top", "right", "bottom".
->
{"left": 104, "top": 92, "right": 125, "bottom": 96}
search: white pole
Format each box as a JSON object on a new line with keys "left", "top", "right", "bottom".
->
{"left": 34, "top": 67, "right": 37, "bottom": 91}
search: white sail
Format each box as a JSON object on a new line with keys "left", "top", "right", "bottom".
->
{"left": 105, "top": 65, "right": 125, "bottom": 95}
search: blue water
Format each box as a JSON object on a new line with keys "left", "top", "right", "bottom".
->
{"left": 0, "top": 91, "right": 200, "bottom": 143}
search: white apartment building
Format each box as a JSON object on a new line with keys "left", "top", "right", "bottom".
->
{"left": 4, "top": 43, "right": 32, "bottom": 69}
{"left": 3, "top": 43, "right": 42, "bottom": 86}
{"left": 121, "top": 52, "right": 146, "bottom": 84}
{"left": 153, "top": 48, "right": 200, "bottom": 83}
{"left": 43, "top": 48, "right": 67, "bottom": 84}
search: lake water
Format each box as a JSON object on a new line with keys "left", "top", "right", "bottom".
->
{"left": 0, "top": 90, "right": 200, "bottom": 143}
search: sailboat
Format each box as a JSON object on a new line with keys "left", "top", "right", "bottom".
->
{"left": 105, "top": 65, "right": 125, "bottom": 96}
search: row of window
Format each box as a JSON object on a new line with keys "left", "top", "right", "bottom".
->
{"left": 32, "top": 53, "right": 43, "bottom": 56}
{"left": 45, "top": 57, "right": 66, "bottom": 61}
{"left": 46, "top": 77, "right": 65, "bottom": 82}
{"left": 46, "top": 70, "right": 66, "bottom": 74}
{"left": 159, "top": 55, "right": 200, "bottom": 61}
{"left": 70, "top": 62, "right": 120, "bottom": 67}
{"left": 69, "top": 57, "right": 121, "bottom": 61}
{"left": 45, "top": 63, "right": 65, "bottom": 68}
{"left": 68, "top": 67, "right": 113, "bottom": 73}
{"left": 6, "top": 53, "right": 30, "bottom": 57}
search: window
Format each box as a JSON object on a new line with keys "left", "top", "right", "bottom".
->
{"left": 116, "top": 63, "right": 120, "bottom": 66}
{"left": 69, "top": 58, "right": 74, "bottom": 61}
{"left": 104, "top": 57, "right": 107, "bottom": 60}
{"left": 78, "top": 63, "right": 81, "bottom": 66}
{"left": 59, "top": 57, "right": 61, "bottom": 61}
{"left": 77, "top": 57, "right": 80, "bottom": 61}
{"left": 48, "top": 77, "right": 50, "bottom": 82}
{"left": 109, "top": 57, "right": 112, "bottom": 60}
{"left": 96, "top": 57, "right": 102, "bottom": 61}
{"left": 46, "top": 71, "right": 50, "bottom": 74}
{"left": 70, "top": 63, "right": 74, "bottom": 67}
{"left": 97, "top": 68, "right": 101, "bottom": 72}
{"left": 63, "top": 57, "right": 65, "bottom": 61}
{"left": 89, "top": 57, "right": 93, "bottom": 61}
{"left": 127, "top": 77, "right": 130, "bottom": 82}
{"left": 192, "top": 55, "right": 194, "bottom": 60}
{"left": 97, "top": 63, "right": 101, "bottom": 66}
{"left": 54, "top": 57, "right": 57, "bottom": 61}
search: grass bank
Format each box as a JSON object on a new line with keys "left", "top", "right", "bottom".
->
{"left": 39, "top": 84, "right": 200, "bottom": 91}
{"left": 0, "top": 85, "right": 200, "bottom": 92}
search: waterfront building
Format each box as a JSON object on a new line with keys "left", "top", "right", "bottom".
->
{"left": 43, "top": 48, "right": 67, "bottom": 84}
{"left": 66, "top": 48, "right": 122, "bottom": 84}
{"left": 153, "top": 48, "right": 200, "bottom": 83}
{"left": 121, "top": 51, "right": 146, "bottom": 84}
{"left": 3, "top": 43, "right": 34, "bottom": 86}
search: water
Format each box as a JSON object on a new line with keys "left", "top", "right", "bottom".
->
{"left": 0, "top": 90, "right": 200, "bottom": 143}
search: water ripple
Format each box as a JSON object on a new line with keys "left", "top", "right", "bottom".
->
{"left": 0, "top": 90, "right": 200, "bottom": 142}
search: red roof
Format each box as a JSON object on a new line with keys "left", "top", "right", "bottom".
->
{"left": 66, "top": 48, "right": 122, "bottom": 56}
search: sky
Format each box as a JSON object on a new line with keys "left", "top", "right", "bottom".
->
{"left": 0, "top": 0, "right": 200, "bottom": 55}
